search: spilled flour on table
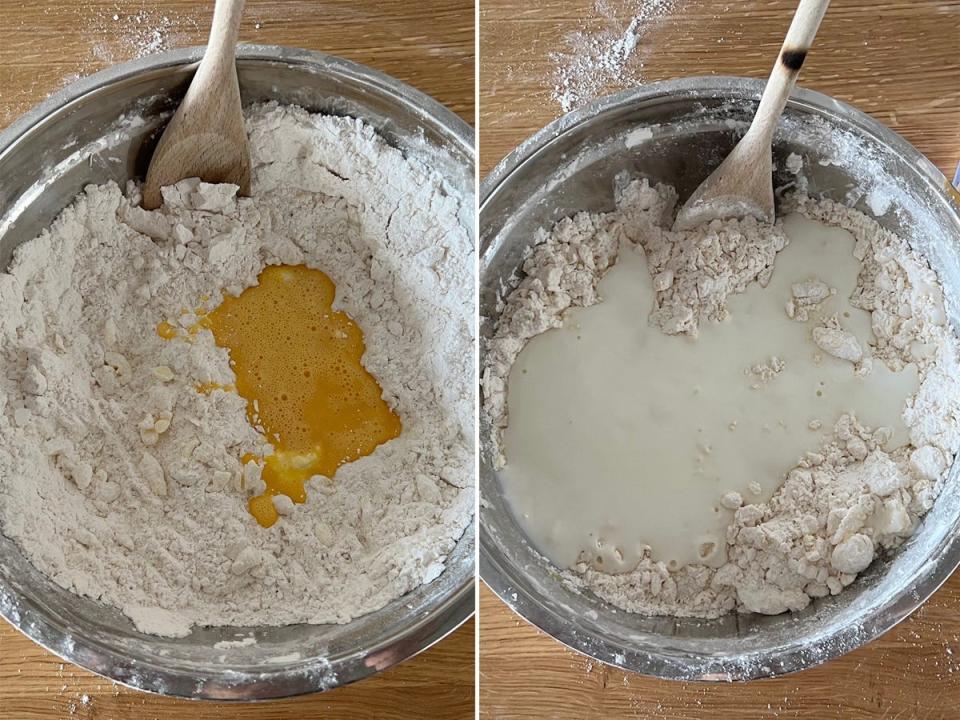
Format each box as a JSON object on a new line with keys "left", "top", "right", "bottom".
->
{"left": 0, "top": 102, "right": 474, "bottom": 636}
{"left": 482, "top": 178, "right": 960, "bottom": 618}
{"left": 551, "top": 0, "right": 682, "bottom": 112}
{"left": 0, "top": 7, "right": 201, "bottom": 129}
{"left": 86, "top": 9, "right": 200, "bottom": 63}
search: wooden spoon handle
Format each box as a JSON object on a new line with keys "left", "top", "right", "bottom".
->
{"left": 749, "top": 0, "right": 830, "bottom": 142}
{"left": 205, "top": 0, "right": 246, "bottom": 65}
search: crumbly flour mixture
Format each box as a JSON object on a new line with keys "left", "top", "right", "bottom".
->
{"left": 0, "top": 103, "right": 474, "bottom": 637}
{"left": 483, "top": 178, "right": 960, "bottom": 617}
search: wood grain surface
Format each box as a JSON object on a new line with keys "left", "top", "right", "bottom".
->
{"left": 481, "top": 581, "right": 960, "bottom": 719}
{"left": 480, "top": 0, "right": 960, "bottom": 177}
{"left": 0, "top": 1, "right": 474, "bottom": 718}
{"left": 0, "top": 0, "right": 474, "bottom": 128}
{"left": 0, "top": 619, "right": 474, "bottom": 719}
{"left": 480, "top": 1, "right": 960, "bottom": 718}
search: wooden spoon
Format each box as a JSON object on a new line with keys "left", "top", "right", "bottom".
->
{"left": 672, "top": 0, "right": 830, "bottom": 231}
{"left": 142, "top": 0, "right": 251, "bottom": 210}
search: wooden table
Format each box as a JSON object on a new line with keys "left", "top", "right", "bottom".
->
{"left": 480, "top": 0, "right": 959, "bottom": 177}
{"left": 0, "top": 1, "right": 474, "bottom": 718}
{"left": 480, "top": 0, "right": 960, "bottom": 718}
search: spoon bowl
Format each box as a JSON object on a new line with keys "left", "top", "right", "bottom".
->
{"left": 142, "top": 0, "right": 250, "bottom": 209}
{"left": 673, "top": 0, "right": 830, "bottom": 230}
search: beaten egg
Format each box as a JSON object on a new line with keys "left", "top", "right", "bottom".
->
{"left": 159, "top": 264, "right": 401, "bottom": 527}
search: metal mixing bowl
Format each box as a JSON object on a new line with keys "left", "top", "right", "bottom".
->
{"left": 0, "top": 45, "right": 475, "bottom": 699}
{"left": 480, "top": 76, "right": 960, "bottom": 681}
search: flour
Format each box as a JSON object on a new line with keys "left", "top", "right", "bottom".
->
{"left": 785, "top": 277, "right": 834, "bottom": 321}
{"left": 641, "top": 210, "right": 788, "bottom": 337}
{"left": 0, "top": 102, "right": 474, "bottom": 637}
{"left": 550, "top": 0, "right": 681, "bottom": 113}
{"left": 483, "top": 178, "right": 960, "bottom": 618}
{"left": 87, "top": 9, "right": 201, "bottom": 64}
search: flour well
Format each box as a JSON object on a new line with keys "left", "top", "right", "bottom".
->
{"left": 483, "top": 178, "right": 960, "bottom": 618}
{"left": 0, "top": 103, "right": 474, "bottom": 637}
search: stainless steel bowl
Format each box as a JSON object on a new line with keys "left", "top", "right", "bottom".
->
{"left": 480, "top": 76, "right": 960, "bottom": 681}
{"left": 0, "top": 45, "right": 475, "bottom": 699}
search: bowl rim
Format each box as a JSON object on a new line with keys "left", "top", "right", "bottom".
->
{"left": 0, "top": 44, "right": 475, "bottom": 700}
{"left": 479, "top": 75, "right": 960, "bottom": 681}
{"left": 0, "top": 43, "right": 475, "bottom": 158}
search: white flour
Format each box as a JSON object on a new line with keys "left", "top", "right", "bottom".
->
{"left": 550, "top": 0, "right": 681, "bottom": 113}
{"left": 0, "top": 102, "right": 474, "bottom": 637}
{"left": 89, "top": 10, "right": 196, "bottom": 63}
{"left": 483, "top": 178, "right": 960, "bottom": 617}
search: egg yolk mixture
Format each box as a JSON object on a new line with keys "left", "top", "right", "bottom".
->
{"left": 156, "top": 320, "right": 178, "bottom": 340}
{"left": 157, "top": 264, "right": 401, "bottom": 528}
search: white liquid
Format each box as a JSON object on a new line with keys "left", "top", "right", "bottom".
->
{"left": 500, "top": 214, "right": 919, "bottom": 573}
